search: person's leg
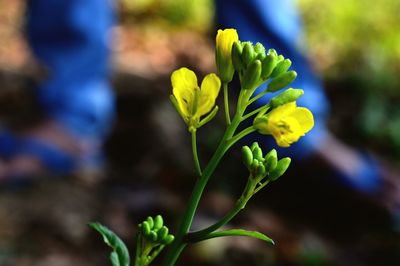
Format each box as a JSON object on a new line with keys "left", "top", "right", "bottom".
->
{"left": 27, "top": 0, "right": 115, "bottom": 139}
{"left": 0, "top": 0, "right": 116, "bottom": 180}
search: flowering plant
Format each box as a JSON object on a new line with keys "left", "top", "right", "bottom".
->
{"left": 91, "top": 28, "right": 314, "bottom": 266}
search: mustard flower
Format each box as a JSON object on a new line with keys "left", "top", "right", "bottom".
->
{"left": 216, "top": 28, "right": 239, "bottom": 83}
{"left": 253, "top": 102, "right": 314, "bottom": 147}
{"left": 171, "top": 67, "right": 221, "bottom": 131}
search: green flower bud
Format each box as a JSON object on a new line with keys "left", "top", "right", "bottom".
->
{"left": 267, "top": 71, "right": 297, "bottom": 92}
{"left": 142, "top": 221, "right": 151, "bottom": 236}
{"left": 157, "top": 226, "right": 169, "bottom": 241}
{"left": 269, "top": 157, "right": 291, "bottom": 181}
{"left": 261, "top": 54, "right": 278, "bottom": 80}
{"left": 242, "top": 42, "right": 255, "bottom": 66}
{"left": 270, "top": 59, "right": 292, "bottom": 78}
{"left": 270, "top": 88, "right": 304, "bottom": 108}
{"left": 146, "top": 216, "right": 154, "bottom": 229}
{"left": 242, "top": 146, "right": 253, "bottom": 168}
{"left": 241, "top": 60, "right": 262, "bottom": 90}
{"left": 264, "top": 149, "right": 278, "bottom": 172}
{"left": 267, "top": 49, "right": 278, "bottom": 57}
{"left": 232, "top": 41, "right": 244, "bottom": 71}
{"left": 153, "top": 215, "right": 163, "bottom": 230}
{"left": 253, "top": 146, "right": 263, "bottom": 161}
{"left": 163, "top": 235, "right": 175, "bottom": 245}
{"left": 257, "top": 164, "right": 266, "bottom": 178}
{"left": 149, "top": 231, "right": 158, "bottom": 242}
{"left": 250, "top": 142, "right": 260, "bottom": 151}
{"left": 254, "top": 42, "right": 266, "bottom": 60}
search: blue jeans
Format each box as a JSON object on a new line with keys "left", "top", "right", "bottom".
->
{"left": 27, "top": 0, "right": 116, "bottom": 139}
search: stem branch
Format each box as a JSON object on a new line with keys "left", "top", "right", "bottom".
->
{"left": 191, "top": 130, "right": 202, "bottom": 177}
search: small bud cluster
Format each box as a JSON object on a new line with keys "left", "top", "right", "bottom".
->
{"left": 242, "top": 142, "right": 291, "bottom": 191}
{"left": 138, "top": 215, "right": 174, "bottom": 245}
{"left": 136, "top": 215, "right": 175, "bottom": 266}
{"left": 232, "top": 42, "right": 297, "bottom": 92}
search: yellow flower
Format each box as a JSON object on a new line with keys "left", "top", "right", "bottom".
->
{"left": 216, "top": 29, "right": 239, "bottom": 83}
{"left": 171, "top": 67, "right": 221, "bottom": 130}
{"left": 253, "top": 102, "right": 314, "bottom": 147}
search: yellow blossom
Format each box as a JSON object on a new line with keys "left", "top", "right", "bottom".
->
{"left": 253, "top": 102, "right": 314, "bottom": 147}
{"left": 171, "top": 67, "right": 221, "bottom": 130}
{"left": 216, "top": 28, "right": 239, "bottom": 83}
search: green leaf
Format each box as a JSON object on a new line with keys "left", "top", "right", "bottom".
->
{"left": 197, "top": 229, "right": 274, "bottom": 245}
{"left": 89, "top": 222, "right": 130, "bottom": 266}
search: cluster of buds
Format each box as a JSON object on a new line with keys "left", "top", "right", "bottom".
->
{"left": 138, "top": 215, "right": 174, "bottom": 245}
{"left": 232, "top": 41, "right": 297, "bottom": 92}
{"left": 241, "top": 142, "right": 291, "bottom": 198}
{"left": 136, "top": 215, "right": 175, "bottom": 266}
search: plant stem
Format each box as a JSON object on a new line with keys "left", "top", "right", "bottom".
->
{"left": 187, "top": 197, "right": 247, "bottom": 242}
{"left": 191, "top": 130, "right": 202, "bottom": 177}
{"left": 228, "top": 126, "right": 256, "bottom": 146}
{"left": 163, "top": 111, "right": 244, "bottom": 266}
{"left": 241, "top": 104, "right": 270, "bottom": 122}
{"left": 187, "top": 177, "right": 256, "bottom": 242}
{"left": 223, "top": 82, "right": 231, "bottom": 125}
{"left": 248, "top": 90, "right": 268, "bottom": 105}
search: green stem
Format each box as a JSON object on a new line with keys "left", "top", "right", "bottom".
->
{"left": 228, "top": 126, "right": 256, "bottom": 146}
{"left": 241, "top": 103, "right": 270, "bottom": 122}
{"left": 187, "top": 177, "right": 256, "bottom": 242}
{"left": 223, "top": 82, "right": 231, "bottom": 125}
{"left": 253, "top": 180, "right": 270, "bottom": 195}
{"left": 134, "top": 234, "right": 142, "bottom": 266}
{"left": 163, "top": 111, "right": 245, "bottom": 266}
{"left": 248, "top": 90, "right": 268, "bottom": 105}
{"left": 191, "top": 130, "right": 202, "bottom": 177}
{"left": 187, "top": 197, "right": 247, "bottom": 242}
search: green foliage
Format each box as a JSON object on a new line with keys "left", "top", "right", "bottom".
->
{"left": 298, "top": 0, "right": 400, "bottom": 157}
{"left": 120, "top": 0, "right": 214, "bottom": 31}
{"left": 89, "top": 223, "right": 130, "bottom": 266}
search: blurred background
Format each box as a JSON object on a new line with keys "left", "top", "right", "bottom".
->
{"left": 0, "top": 0, "right": 399, "bottom": 265}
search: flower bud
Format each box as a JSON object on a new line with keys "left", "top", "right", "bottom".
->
{"left": 142, "top": 221, "right": 151, "bottom": 236}
{"left": 252, "top": 146, "right": 263, "bottom": 161}
{"left": 153, "top": 215, "right": 163, "bottom": 230}
{"left": 254, "top": 42, "right": 266, "bottom": 60}
{"left": 270, "top": 88, "right": 304, "bottom": 108}
{"left": 242, "top": 146, "right": 253, "bottom": 168}
{"left": 267, "top": 71, "right": 297, "bottom": 92}
{"left": 269, "top": 157, "right": 291, "bottom": 181}
{"left": 163, "top": 234, "right": 175, "bottom": 245}
{"left": 267, "top": 48, "right": 278, "bottom": 57}
{"left": 216, "top": 29, "right": 239, "bottom": 83}
{"left": 241, "top": 60, "right": 262, "bottom": 90}
{"left": 157, "top": 226, "right": 169, "bottom": 241}
{"left": 232, "top": 41, "right": 244, "bottom": 71}
{"left": 250, "top": 142, "right": 260, "bottom": 151}
{"left": 264, "top": 149, "right": 278, "bottom": 172}
{"left": 149, "top": 231, "right": 158, "bottom": 242}
{"left": 146, "top": 216, "right": 154, "bottom": 229}
{"left": 261, "top": 54, "right": 278, "bottom": 80}
{"left": 242, "top": 42, "right": 255, "bottom": 67}
{"left": 270, "top": 59, "right": 292, "bottom": 78}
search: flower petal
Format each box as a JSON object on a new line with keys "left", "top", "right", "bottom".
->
{"left": 288, "top": 107, "right": 314, "bottom": 134}
{"left": 198, "top": 73, "right": 221, "bottom": 117}
{"left": 171, "top": 67, "right": 198, "bottom": 117}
